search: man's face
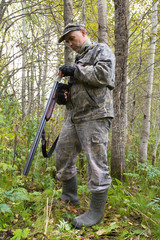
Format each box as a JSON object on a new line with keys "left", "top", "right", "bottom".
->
{"left": 65, "top": 29, "right": 87, "bottom": 53}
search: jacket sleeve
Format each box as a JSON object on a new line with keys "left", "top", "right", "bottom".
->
{"left": 74, "top": 44, "right": 115, "bottom": 89}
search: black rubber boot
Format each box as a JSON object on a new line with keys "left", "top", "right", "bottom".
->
{"left": 61, "top": 176, "right": 80, "bottom": 205}
{"left": 73, "top": 190, "right": 108, "bottom": 228}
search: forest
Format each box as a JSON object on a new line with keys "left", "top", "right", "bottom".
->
{"left": 0, "top": 0, "right": 160, "bottom": 239}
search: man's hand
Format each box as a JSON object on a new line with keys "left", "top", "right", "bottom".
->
{"left": 56, "top": 83, "right": 69, "bottom": 105}
{"left": 58, "top": 64, "right": 75, "bottom": 77}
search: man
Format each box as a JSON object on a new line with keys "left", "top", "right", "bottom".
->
{"left": 55, "top": 22, "right": 115, "bottom": 228}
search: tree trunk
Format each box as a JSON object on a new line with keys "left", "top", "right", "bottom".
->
{"left": 63, "top": 0, "right": 73, "bottom": 66}
{"left": 21, "top": 0, "right": 27, "bottom": 120}
{"left": 82, "top": 0, "right": 86, "bottom": 24}
{"left": 37, "top": 49, "right": 42, "bottom": 117}
{"left": 42, "top": 11, "right": 49, "bottom": 110}
{"left": 98, "top": 0, "right": 107, "bottom": 43}
{"left": 0, "top": 0, "right": 12, "bottom": 58}
{"left": 152, "top": 124, "right": 160, "bottom": 167}
{"left": 111, "top": 0, "right": 129, "bottom": 181}
{"left": 139, "top": 1, "right": 158, "bottom": 163}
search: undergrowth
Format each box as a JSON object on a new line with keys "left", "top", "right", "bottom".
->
{"left": 0, "top": 160, "right": 160, "bottom": 240}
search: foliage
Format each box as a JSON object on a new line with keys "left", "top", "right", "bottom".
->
{"left": 56, "top": 219, "right": 71, "bottom": 232}
{"left": 10, "top": 228, "right": 30, "bottom": 240}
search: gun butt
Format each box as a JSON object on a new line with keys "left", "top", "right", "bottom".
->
{"left": 45, "top": 92, "right": 58, "bottom": 121}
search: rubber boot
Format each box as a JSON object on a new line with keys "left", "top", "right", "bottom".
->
{"left": 61, "top": 176, "right": 80, "bottom": 205}
{"left": 73, "top": 190, "right": 108, "bottom": 228}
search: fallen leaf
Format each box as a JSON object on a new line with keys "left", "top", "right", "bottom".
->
{"left": 135, "top": 236, "right": 140, "bottom": 240}
{"left": 49, "top": 218, "right": 54, "bottom": 224}
{"left": 12, "top": 219, "right": 18, "bottom": 224}
{"left": 72, "top": 208, "right": 77, "bottom": 213}
{"left": 76, "top": 236, "right": 82, "bottom": 240}
{"left": 66, "top": 206, "right": 71, "bottom": 211}
{"left": 96, "top": 229, "right": 105, "bottom": 236}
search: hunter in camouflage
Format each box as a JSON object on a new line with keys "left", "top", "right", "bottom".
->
{"left": 55, "top": 22, "right": 115, "bottom": 229}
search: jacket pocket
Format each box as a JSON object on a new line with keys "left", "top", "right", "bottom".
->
{"left": 85, "top": 89, "right": 99, "bottom": 107}
{"left": 71, "top": 85, "right": 98, "bottom": 110}
{"left": 91, "top": 134, "right": 107, "bottom": 144}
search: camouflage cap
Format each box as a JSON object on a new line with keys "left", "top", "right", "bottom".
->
{"left": 58, "top": 22, "right": 86, "bottom": 43}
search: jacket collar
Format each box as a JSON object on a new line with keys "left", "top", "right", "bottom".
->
{"left": 78, "top": 38, "right": 92, "bottom": 54}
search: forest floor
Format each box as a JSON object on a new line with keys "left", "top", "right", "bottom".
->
{"left": 0, "top": 174, "right": 159, "bottom": 240}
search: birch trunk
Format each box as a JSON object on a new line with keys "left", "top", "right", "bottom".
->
{"left": 63, "top": 0, "right": 73, "bottom": 66}
{"left": 98, "top": 0, "right": 107, "bottom": 43}
{"left": 139, "top": 1, "right": 158, "bottom": 163}
{"left": 21, "top": 0, "right": 27, "bottom": 120}
{"left": 78, "top": 0, "right": 86, "bottom": 172}
{"left": 82, "top": 0, "right": 86, "bottom": 24}
{"left": 42, "top": 12, "right": 49, "bottom": 111}
{"left": 37, "top": 49, "right": 42, "bottom": 116}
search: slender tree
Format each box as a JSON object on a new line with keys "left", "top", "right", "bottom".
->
{"left": 41, "top": 11, "right": 49, "bottom": 111}
{"left": 111, "top": 0, "right": 129, "bottom": 181}
{"left": 152, "top": 83, "right": 160, "bottom": 166}
{"left": 82, "top": 0, "right": 86, "bottom": 24}
{"left": 0, "top": 0, "right": 12, "bottom": 57}
{"left": 152, "top": 125, "right": 160, "bottom": 166}
{"left": 139, "top": 0, "right": 158, "bottom": 163}
{"left": 21, "top": 0, "right": 27, "bottom": 120}
{"left": 63, "top": 0, "right": 73, "bottom": 66}
{"left": 98, "top": 0, "right": 107, "bottom": 43}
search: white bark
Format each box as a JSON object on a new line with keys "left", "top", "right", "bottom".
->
{"left": 21, "top": 0, "right": 27, "bottom": 120}
{"left": 139, "top": 1, "right": 158, "bottom": 163}
{"left": 63, "top": 0, "right": 73, "bottom": 66}
{"left": 98, "top": 0, "right": 107, "bottom": 43}
{"left": 42, "top": 12, "right": 49, "bottom": 110}
{"left": 82, "top": 0, "right": 86, "bottom": 24}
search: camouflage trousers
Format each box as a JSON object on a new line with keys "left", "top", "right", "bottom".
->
{"left": 54, "top": 115, "right": 112, "bottom": 193}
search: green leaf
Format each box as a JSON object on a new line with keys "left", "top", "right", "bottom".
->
{"left": 10, "top": 229, "right": 22, "bottom": 240}
{"left": 133, "top": 229, "right": 143, "bottom": 235}
{"left": 31, "top": 191, "right": 41, "bottom": 196}
{"left": 22, "top": 228, "right": 30, "bottom": 238}
{"left": 10, "top": 228, "right": 30, "bottom": 240}
{"left": 0, "top": 203, "right": 13, "bottom": 214}
{"left": 4, "top": 188, "right": 29, "bottom": 202}
{"left": 13, "top": 191, "right": 29, "bottom": 201}
{"left": 95, "top": 222, "right": 119, "bottom": 235}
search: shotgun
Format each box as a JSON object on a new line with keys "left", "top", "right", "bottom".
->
{"left": 23, "top": 76, "right": 61, "bottom": 176}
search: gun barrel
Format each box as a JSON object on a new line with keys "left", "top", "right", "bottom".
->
{"left": 23, "top": 80, "right": 59, "bottom": 176}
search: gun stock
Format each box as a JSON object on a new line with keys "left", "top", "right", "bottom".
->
{"left": 46, "top": 90, "right": 58, "bottom": 121}
{"left": 23, "top": 76, "right": 61, "bottom": 176}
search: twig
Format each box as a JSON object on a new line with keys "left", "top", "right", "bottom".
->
{"left": 30, "top": 232, "right": 50, "bottom": 240}
{"left": 44, "top": 197, "right": 49, "bottom": 235}
{"left": 49, "top": 187, "right": 56, "bottom": 218}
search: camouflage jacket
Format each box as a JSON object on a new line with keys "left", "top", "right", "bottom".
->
{"left": 67, "top": 42, "right": 115, "bottom": 123}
